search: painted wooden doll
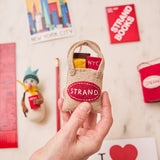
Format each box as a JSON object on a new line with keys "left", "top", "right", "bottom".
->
{"left": 17, "top": 67, "right": 45, "bottom": 122}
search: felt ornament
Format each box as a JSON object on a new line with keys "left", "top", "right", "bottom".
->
{"left": 73, "top": 58, "right": 86, "bottom": 68}
{"left": 138, "top": 58, "right": 160, "bottom": 103}
{"left": 73, "top": 53, "right": 91, "bottom": 59}
{"left": 17, "top": 67, "right": 45, "bottom": 122}
{"left": 73, "top": 53, "right": 91, "bottom": 68}
{"left": 86, "top": 56, "right": 102, "bottom": 70}
{"left": 63, "top": 40, "right": 105, "bottom": 113}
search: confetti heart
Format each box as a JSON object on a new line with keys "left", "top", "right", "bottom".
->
{"left": 110, "top": 144, "right": 138, "bottom": 160}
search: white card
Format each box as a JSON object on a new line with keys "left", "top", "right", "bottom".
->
{"left": 88, "top": 137, "right": 158, "bottom": 160}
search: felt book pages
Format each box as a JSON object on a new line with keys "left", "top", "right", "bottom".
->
{"left": 63, "top": 40, "right": 105, "bottom": 113}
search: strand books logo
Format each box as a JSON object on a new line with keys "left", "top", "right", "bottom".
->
{"left": 106, "top": 4, "right": 140, "bottom": 44}
{"left": 67, "top": 81, "right": 101, "bottom": 102}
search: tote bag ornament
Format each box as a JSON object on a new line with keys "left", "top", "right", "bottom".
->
{"left": 63, "top": 40, "right": 105, "bottom": 113}
{"left": 137, "top": 58, "right": 160, "bottom": 103}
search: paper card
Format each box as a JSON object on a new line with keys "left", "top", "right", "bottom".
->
{"left": 28, "top": 95, "right": 40, "bottom": 109}
{"left": 88, "top": 137, "right": 158, "bottom": 160}
{"left": 25, "top": 0, "right": 74, "bottom": 43}
{"left": 106, "top": 4, "right": 140, "bottom": 44}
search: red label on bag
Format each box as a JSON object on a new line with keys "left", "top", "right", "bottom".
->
{"left": 67, "top": 81, "right": 101, "bottom": 102}
{"left": 86, "top": 57, "right": 102, "bottom": 70}
{"left": 106, "top": 4, "right": 140, "bottom": 44}
{"left": 143, "top": 75, "right": 160, "bottom": 89}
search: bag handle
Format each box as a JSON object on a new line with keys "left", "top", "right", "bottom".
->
{"left": 137, "top": 57, "right": 160, "bottom": 71}
{"left": 67, "top": 40, "right": 105, "bottom": 78}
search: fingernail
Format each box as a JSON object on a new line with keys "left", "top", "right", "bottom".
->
{"left": 79, "top": 102, "right": 91, "bottom": 114}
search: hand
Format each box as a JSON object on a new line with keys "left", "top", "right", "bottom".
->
{"left": 29, "top": 91, "right": 113, "bottom": 160}
{"left": 34, "top": 91, "right": 44, "bottom": 105}
{"left": 33, "top": 99, "right": 42, "bottom": 105}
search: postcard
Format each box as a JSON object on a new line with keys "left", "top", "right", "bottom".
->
{"left": 25, "top": 0, "right": 74, "bottom": 43}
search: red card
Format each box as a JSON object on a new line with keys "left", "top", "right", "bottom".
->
{"left": 28, "top": 95, "right": 40, "bottom": 109}
{"left": 106, "top": 4, "right": 140, "bottom": 44}
{"left": 0, "top": 43, "right": 18, "bottom": 148}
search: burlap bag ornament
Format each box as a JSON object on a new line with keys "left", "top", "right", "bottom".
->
{"left": 63, "top": 40, "right": 105, "bottom": 113}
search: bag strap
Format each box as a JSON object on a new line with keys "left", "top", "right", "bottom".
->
{"left": 67, "top": 40, "right": 105, "bottom": 78}
{"left": 137, "top": 57, "right": 160, "bottom": 71}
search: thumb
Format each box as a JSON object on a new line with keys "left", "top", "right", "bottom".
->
{"left": 67, "top": 102, "right": 91, "bottom": 135}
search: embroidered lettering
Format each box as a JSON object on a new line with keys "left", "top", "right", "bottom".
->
{"left": 143, "top": 75, "right": 160, "bottom": 89}
{"left": 67, "top": 81, "right": 101, "bottom": 102}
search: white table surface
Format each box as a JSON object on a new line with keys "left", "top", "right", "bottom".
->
{"left": 0, "top": 0, "right": 160, "bottom": 159}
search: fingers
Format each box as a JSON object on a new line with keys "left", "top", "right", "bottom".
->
{"left": 66, "top": 102, "right": 91, "bottom": 135}
{"left": 77, "top": 112, "right": 97, "bottom": 136}
{"left": 83, "top": 112, "right": 97, "bottom": 129}
{"left": 77, "top": 128, "right": 88, "bottom": 136}
{"left": 60, "top": 89, "right": 112, "bottom": 143}
{"left": 95, "top": 91, "right": 113, "bottom": 141}
{"left": 58, "top": 98, "right": 71, "bottom": 125}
